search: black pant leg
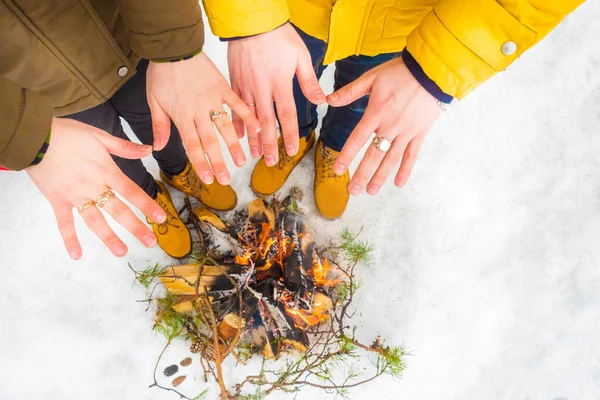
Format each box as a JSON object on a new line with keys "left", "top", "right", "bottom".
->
{"left": 110, "top": 58, "right": 188, "bottom": 176}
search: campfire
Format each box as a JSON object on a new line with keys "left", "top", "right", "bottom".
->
{"left": 158, "top": 196, "right": 341, "bottom": 358}
{"left": 131, "top": 191, "right": 407, "bottom": 400}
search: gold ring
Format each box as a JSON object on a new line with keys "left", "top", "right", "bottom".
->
{"left": 96, "top": 190, "right": 115, "bottom": 208}
{"left": 77, "top": 201, "right": 96, "bottom": 214}
{"left": 210, "top": 110, "right": 223, "bottom": 122}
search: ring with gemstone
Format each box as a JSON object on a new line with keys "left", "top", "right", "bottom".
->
{"left": 95, "top": 190, "right": 115, "bottom": 208}
{"left": 210, "top": 110, "right": 223, "bottom": 122}
{"left": 372, "top": 136, "right": 392, "bottom": 152}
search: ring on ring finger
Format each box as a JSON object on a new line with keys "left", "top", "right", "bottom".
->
{"left": 372, "top": 136, "right": 392, "bottom": 152}
{"left": 210, "top": 110, "right": 225, "bottom": 122}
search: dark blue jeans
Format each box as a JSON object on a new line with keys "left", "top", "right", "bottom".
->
{"left": 291, "top": 26, "right": 401, "bottom": 152}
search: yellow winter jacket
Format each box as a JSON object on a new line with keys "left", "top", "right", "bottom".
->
{"left": 202, "top": 0, "right": 585, "bottom": 99}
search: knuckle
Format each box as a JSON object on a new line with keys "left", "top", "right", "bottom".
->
{"left": 202, "top": 135, "right": 220, "bottom": 148}
{"left": 56, "top": 217, "right": 72, "bottom": 232}
{"left": 120, "top": 182, "right": 139, "bottom": 200}
{"left": 278, "top": 108, "right": 296, "bottom": 123}
{"left": 83, "top": 212, "right": 99, "bottom": 227}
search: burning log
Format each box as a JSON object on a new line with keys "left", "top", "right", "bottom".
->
{"left": 159, "top": 196, "right": 340, "bottom": 360}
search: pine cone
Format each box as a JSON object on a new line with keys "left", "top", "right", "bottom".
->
{"left": 190, "top": 341, "right": 203, "bottom": 354}
{"left": 202, "top": 344, "right": 216, "bottom": 361}
{"left": 289, "top": 186, "right": 304, "bottom": 201}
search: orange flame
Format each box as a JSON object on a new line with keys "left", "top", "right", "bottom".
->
{"left": 309, "top": 259, "right": 339, "bottom": 287}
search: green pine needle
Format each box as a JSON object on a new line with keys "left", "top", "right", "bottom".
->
{"left": 339, "top": 228, "right": 374, "bottom": 264}
{"left": 134, "top": 263, "right": 164, "bottom": 289}
{"left": 192, "top": 388, "right": 211, "bottom": 400}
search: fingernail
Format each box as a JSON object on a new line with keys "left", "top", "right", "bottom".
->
{"left": 137, "top": 144, "right": 152, "bottom": 152}
{"left": 255, "top": 125, "right": 262, "bottom": 133}
{"left": 334, "top": 164, "right": 346, "bottom": 175}
{"left": 265, "top": 155, "right": 276, "bottom": 167}
{"left": 285, "top": 145, "right": 297, "bottom": 156}
{"left": 250, "top": 147, "right": 260, "bottom": 159}
{"left": 143, "top": 234, "right": 157, "bottom": 247}
{"left": 69, "top": 249, "right": 81, "bottom": 260}
{"left": 329, "top": 93, "right": 338, "bottom": 102}
{"left": 201, "top": 172, "right": 214, "bottom": 184}
{"left": 234, "top": 155, "right": 246, "bottom": 167}
{"left": 218, "top": 172, "right": 231, "bottom": 185}
{"left": 397, "top": 178, "right": 407, "bottom": 188}
{"left": 367, "top": 185, "right": 379, "bottom": 195}
{"left": 153, "top": 210, "right": 166, "bottom": 223}
{"left": 114, "top": 243, "right": 127, "bottom": 256}
{"left": 349, "top": 184, "right": 361, "bottom": 196}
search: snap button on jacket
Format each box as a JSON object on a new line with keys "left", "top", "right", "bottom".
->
{"left": 0, "top": 0, "right": 205, "bottom": 170}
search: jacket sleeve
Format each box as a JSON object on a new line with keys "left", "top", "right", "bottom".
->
{"left": 201, "top": 0, "right": 290, "bottom": 39}
{"left": 0, "top": 77, "right": 53, "bottom": 171}
{"left": 406, "top": 0, "right": 586, "bottom": 99}
{"left": 115, "top": 0, "right": 205, "bottom": 61}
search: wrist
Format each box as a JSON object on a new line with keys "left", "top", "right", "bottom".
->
{"left": 402, "top": 49, "right": 453, "bottom": 105}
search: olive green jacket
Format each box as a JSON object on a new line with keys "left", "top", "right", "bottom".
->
{"left": 0, "top": 0, "right": 205, "bottom": 170}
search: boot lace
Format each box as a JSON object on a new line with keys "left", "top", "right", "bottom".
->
{"left": 277, "top": 139, "right": 297, "bottom": 169}
{"left": 148, "top": 196, "right": 180, "bottom": 235}
{"left": 320, "top": 144, "right": 338, "bottom": 179}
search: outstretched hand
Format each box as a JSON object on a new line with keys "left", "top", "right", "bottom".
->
{"left": 146, "top": 52, "right": 260, "bottom": 185}
{"left": 228, "top": 23, "right": 326, "bottom": 165}
{"left": 26, "top": 118, "right": 166, "bottom": 260}
{"left": 327, "top": 58, "right": 442, "bottom": 195}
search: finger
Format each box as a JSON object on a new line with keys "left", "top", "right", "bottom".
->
{"left": 101, "top": 196, "right": 158, "bottom": 248}
{"left": 103, "top": 166, "right": 167, "bottom": 224}
{"left": 93, "top": 130, "right": 153, "bottom": 159}
{"left": 197, "top": 116, "right": 230, "bottom": 185}
{"left": 296, "top": 50, "right": 326, "bottom": 105}
{"left": 223, "top": 88, "right": 261, "bottom": 138}
{"left": 234, "top": 86, "right": 262, "bottom": 158}
{"left": 52, "top": 201, "right": 82, "bottom": 260}
{"left": 148, "top": 94, "right": 172, "bottom": 151}
{"left": 77, "top": 200, "right": 128, "bottom": 257}
{"left": 395, "top": 136, "right": 425, "bottom": 187}
{"left": 326, "top": 71, "right": 376, "bottom": 107}
{"left": 212, "top": 110, "right": 246, "bottom": 167}
{"left": 176, "top": 118, "right": 214, "bottom": 185}
{"left": 348, "top": 133, "right": 398, "bottom": 196}
{"left": 366, "top": 136, "right": 410, "bottom": 195}
{"left": 334, "top": 107, "right": 380, "bottom": 175}
{"left": 273, "top": 82, "right": 299, "bottom": 156}
{"left": 255, "top": 90, "right": 279, "bottom": 166}
{"left": 231, "top": 84, "right": 248, "bottom": 139}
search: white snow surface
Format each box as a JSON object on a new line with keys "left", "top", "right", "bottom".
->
{"left": 2, "top": 3, "right": 600, "bottom": 399}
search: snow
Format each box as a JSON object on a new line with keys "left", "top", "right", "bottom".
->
{"left": 2, "top": 2, "right": 600, "bottom": 399}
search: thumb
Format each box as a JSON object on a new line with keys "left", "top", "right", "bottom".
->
{"left": 94, "top": 130, "right": 153, "bottom": 159}
{"left": 148, "top": 94, "right": 172, "bottom": 151}
{"left": 296, "top": 51, "right": 326, "bottom": 105}
{"left": 327, "top": 71, "right": 376, "bottom": 107}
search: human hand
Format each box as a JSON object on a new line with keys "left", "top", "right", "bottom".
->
{"left": 146, "top": 52, "right": 260, "bottom": 185}
{"left": 26, "top": 118, "right": 167, "bottom": 260}
{"left": 228, "top": 22, "right": 326, "bottom": 165}
{"left": 327, "top": 58, "right": 442, "bottom": 195}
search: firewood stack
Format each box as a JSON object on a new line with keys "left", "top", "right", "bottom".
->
{"left": 159, "top": 197, "right": 340, "bottom": 358}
